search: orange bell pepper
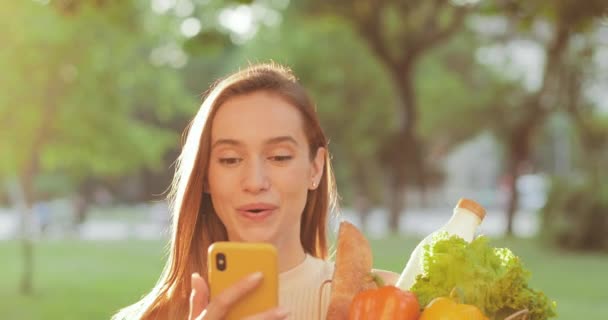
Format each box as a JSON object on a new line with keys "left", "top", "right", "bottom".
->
{"left": 348, "top": 285, "right": 421, "bottom": 320}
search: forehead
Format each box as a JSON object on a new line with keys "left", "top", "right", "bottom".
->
{"left": 211, "top": 91, "right": 306, "bottom": 145}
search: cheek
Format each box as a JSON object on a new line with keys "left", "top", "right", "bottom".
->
{"left": 207, "top": 166, "right": 236, "bottom": 210}
{"left": 208, "top": 162, "right": 237, "bottom": 190}
{"left": 274, "top": 164, "right": 311, "bottom": 203}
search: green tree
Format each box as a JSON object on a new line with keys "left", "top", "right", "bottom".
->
{"left": 0, "top": 1, "right": 193, "bottom": 294}
{"left": 302, "top": 0, "right": 478, "bottom": 232}
{"left": 478, "top": 0, "right": 608, "bottom": 235}
{"left": 415, "top": 30, "right": 506, "bottom": 194}
{"left": 539, "top": 34, "right": 608, "bottom": 251}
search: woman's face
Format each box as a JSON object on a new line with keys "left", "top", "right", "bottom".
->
{"left": 207, "top": 91, "right": 325, "bottom": 248}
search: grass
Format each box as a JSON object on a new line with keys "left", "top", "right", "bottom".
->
{"left": 1, "top": 237, "right": 606, "bottom": 319}
{"left": 0, "top": 240, "right": 166, "bottom": 320}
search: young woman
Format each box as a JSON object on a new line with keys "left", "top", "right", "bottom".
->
{"left": 113, "top": 63, "right": 398, "bottom": 320}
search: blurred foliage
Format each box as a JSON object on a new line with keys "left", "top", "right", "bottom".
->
{"left": 541, "top": 43, "right": 608, "bottom": 251}
{"left": 541, "top": 177, "right": 608, "bottom": 251}
{"left": 470, "top": 0, "right": 608, "bottom": 235}
{"left": 299, "top": 0, "right": 479, "bottom": 229}
{"left": 416, "top": 30, "right": 500, "bottom": 155}
{"left": 0, "top": 1, "right": 195, "bottom": 195}
{"left": 0, "top": 0, "right": 606, "bottom": 248}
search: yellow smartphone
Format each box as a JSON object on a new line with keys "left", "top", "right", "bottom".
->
{"left": 207, "top": 242, "right": 278, "bottom": 320}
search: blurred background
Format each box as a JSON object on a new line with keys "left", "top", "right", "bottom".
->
{"left": 1, "top": 0, "right": 607, "bottom": 319}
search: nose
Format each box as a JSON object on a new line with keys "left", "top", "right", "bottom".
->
{"left": 241, "top": 157, "right": 270, "bottom": 194}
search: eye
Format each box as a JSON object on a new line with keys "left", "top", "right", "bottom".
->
{"left": 219, "top": 158, "right": 242, "bottom": 166}
{"left": 269, "top": 155, "right": 293, "bottom": 162}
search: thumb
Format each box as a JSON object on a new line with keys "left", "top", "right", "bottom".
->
{"left": 188, "top": 273, "right": 208, "bottom": 320}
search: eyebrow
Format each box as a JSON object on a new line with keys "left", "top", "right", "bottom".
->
{"left": 211, "top": 136, "right": 299, "bottom": 150}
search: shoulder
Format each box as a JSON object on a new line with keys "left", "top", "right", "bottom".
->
{"left": 309, "top": 255, "right": 335, "bottom": 278}
{"left": 372, "top": 269, "right": 400, "bottom": 286}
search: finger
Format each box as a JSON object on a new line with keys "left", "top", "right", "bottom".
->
{"left": 241, "top": 307, "right": 290, "bottom": 320}
{"left": 204, "top": 272, "right": 263, "bottom": 319}
{"left": 188, "top": 273, "right": 208, "bottom": 320}
{"left": 192, "top": 273, "right": 209, "bottom": 305}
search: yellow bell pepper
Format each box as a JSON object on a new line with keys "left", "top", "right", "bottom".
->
{"left": 420, "top": 289, "right": 488, "bottom": 320}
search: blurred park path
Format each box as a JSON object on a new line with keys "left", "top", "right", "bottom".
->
{"left": 0, "top": 205, "right": 538, "bottom": 241}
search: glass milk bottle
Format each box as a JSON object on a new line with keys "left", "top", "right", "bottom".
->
{"left": 395, "top": 198, "right": 486, "bottom": 291}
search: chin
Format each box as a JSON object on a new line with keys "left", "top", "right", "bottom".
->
{"left": 235, "top": 228, "right": 278, "bottom": 244}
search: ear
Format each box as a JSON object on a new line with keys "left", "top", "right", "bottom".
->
{"left": 309, "top": 147, "right": 326, "bottom": 190}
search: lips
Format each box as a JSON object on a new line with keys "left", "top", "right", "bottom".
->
{"left": 236, "top": 203, "right": 278, "bottom": 221}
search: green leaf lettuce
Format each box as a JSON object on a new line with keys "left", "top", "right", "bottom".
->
{"left": 411, "top": 234, "right": 557, "bottom": 320}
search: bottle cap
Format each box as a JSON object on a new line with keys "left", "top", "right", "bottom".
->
{"left": 456, "top": 198, "right": 486, "bottom": 220}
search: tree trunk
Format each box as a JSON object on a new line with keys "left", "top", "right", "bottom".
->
{"left": 504, "top": 151, "right": 520, "bottom": 236}
{"left": 384, "top": 64, "right": 422, "bottom": 234}
{"left": 388, "top": 174, "right": 405, "bottom": 234}
{"left": 353, "top": 163, "right": 373, "bottom": 232}
{"left": 355, "top": 193, "right": 372, "bottom": 233}
{"left": 17, "top": 85, "right": 58, "bottom": 295}
{"left": 419, "top": 185, "right": 429, "bottom": 208}
{"left": 504, "top": 123, "right": 537, "bottom": 236}
{"left": 502, "top": 21, "right": 571, "bottom": 237}
{"left": 72, "top": 190, "right": 90, "bottom": 237}
{"left": 19, "top": 171, "right": 36, "bottom": 295}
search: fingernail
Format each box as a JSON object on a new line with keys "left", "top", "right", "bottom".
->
{"left": 249, "top": 271, "right": 263, "bottom": 281}
{"left": 276, "top": 307, "right": 290, "bottom": 318}
{"left": 191, "top": 273, "right": 199, "bottom": 287}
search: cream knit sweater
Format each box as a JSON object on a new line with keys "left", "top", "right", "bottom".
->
{"left": 279, "top": 254, "right": 334, "bottom": 320}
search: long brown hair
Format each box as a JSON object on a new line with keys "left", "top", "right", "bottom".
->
{"left": 112, "top": 63, "right": 338, "bottom": 319}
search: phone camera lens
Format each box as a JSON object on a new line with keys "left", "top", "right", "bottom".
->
{"left": 216, "top": 253, "right": 226, "bottom": 271}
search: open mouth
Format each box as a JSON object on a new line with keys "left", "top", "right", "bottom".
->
{"left": 239, "top": 208, "right": 275, "bottom": 220}
{"left": 237, "top": 203, "right": 278, "bottom": 220}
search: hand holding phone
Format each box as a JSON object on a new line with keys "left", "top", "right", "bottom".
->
{"left": 188, "top": 242, "right": 288, "bottom": 320}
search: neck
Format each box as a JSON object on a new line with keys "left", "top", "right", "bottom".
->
{"left": 275, "top": 225, "right": 307, "bottom": 273}
{"left": 278, "top": 246, "right": 306, "bottom": 273}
